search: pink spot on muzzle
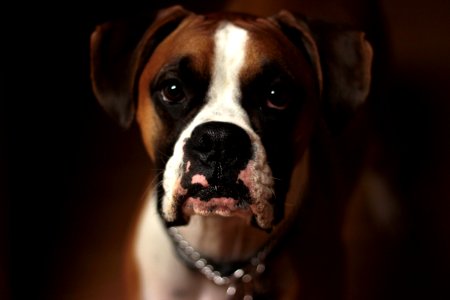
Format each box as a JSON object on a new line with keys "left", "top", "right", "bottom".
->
{"left": 238, "top": 161, "right": 254, "bottom": 189}
{"left": 191, "top": 174, "right": 209, "bottom": 187}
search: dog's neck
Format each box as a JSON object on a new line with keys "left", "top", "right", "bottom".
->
{"left": 176, "top": 216, "right": 270, "bottom": 263}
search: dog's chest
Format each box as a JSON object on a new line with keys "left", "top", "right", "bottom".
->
{"left": 133, "top": 195, "right": 242, "bottom": 300}
{"left": 133, "top": 193, "right": 300, "bottom": 300}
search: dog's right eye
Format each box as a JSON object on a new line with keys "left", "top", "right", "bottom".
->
{"left": 161, "top": 79, "right": 186, "bottom": 104}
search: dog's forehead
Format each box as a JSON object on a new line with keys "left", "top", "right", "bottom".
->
{"left": 145, "top": 14, "right": 312, "bottom": 83}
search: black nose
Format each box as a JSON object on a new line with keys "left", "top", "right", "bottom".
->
{"left": 184, "top": 122, "right": 252, "bottom": 176}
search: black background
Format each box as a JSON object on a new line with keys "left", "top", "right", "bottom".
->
{"left": 2, "top": 1, "right": 450, "bottom": 299}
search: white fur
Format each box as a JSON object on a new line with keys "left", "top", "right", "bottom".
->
{"left": 135, "top": 192, "right": 199, "bottom": 299}
{"left": 161, "top": 22, "right": 275, "bottom": 227}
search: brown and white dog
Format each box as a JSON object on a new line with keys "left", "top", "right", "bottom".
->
{"left": 90, "top": 5, "right": 372, "bottom": 299}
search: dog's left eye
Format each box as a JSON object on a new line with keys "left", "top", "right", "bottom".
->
{"left": 161, "top": 79, "right": 186, "bottom": 104}
{"left": 266, "top": 86, "right": 290, "bottom": 110}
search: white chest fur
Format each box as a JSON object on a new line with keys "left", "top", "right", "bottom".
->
{"left": 135, "top": 192, "right": 236, "bottom": 300}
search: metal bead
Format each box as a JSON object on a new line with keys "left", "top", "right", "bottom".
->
{"left": 256, "top": 263, "right": 265, "bottom": 274}
{"left": 201, "top": 265, "right": 213, "bottom": 276}
{"left": 226, "top": 286, "right": 237, "bottom": 296}
{"left": 242, "top": 274, "right": 252, "bottom": 283}
{"left": 190, "top": 251, "right": 200, "bottom": 260}
{"left": 176, "top": 233, "right": 185, "bottom": 241}
{"left": 213, "top": 276, "right": 226, "bottom": 285}
{"left": 179, "top": 240, "right": 189, "bottom": 249}
{"left": 204, "top": 266, "right": 215, "bottom": 279}
{"left": 195, "top": 259, "right": 207, "bottom": 269}
{"left": 185, "top": 246, "right": 194, "bottom": 254}
{"left": 233, "top": 269, "right": 244, "bottom": 278}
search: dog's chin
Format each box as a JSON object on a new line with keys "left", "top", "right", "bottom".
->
{"left": 182, "top": 196, "right": 253, "bottom": 223}
{"left": 166, "top": 197, "right": 275, "bottom": 232}
{"left": 161, "top": 182, "right": 276, "bottom": 230}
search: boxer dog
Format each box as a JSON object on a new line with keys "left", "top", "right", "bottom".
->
{"left": 90, "top": 5, "right": 372, "bottom": 299}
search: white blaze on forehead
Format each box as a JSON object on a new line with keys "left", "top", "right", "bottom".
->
{"left": 161, "top": 22, "right": 274, "bottom": 227}
{"left": 208, "top": 23, "right": 248, "bottom": 111}
{"left": 194, "top": 22, "right": 251, "bottom": 131}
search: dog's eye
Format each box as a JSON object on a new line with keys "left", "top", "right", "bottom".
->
{"left": 161, "top": 79, "right": 186, "bottom": 103}
{"left": 266, "top": 86, "right": 290, "bottom": 110}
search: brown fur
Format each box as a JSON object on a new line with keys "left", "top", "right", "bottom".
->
{"left": 90, "top": 6, "right": 373, "bottom": 299}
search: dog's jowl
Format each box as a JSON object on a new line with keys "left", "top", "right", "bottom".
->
{"left": 90, "top": 5, "right": 372, "bottom": 300}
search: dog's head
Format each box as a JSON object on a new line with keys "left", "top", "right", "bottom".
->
{"left": 90, "top": 6, "right": 372, "bottom": 231}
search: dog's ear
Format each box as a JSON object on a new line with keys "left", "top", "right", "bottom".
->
{"left": 90, "top": 5, "right": 191, "bottom": 128}
{"left": 270, "top": 10, "right": 373, "bottom": 132}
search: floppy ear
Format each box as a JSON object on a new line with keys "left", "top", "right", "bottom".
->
{"left": 90, "top": 5, "right": 191, "bottom": 128}
{"left": 271, "top": 10, "right": 373, "bottom": 132}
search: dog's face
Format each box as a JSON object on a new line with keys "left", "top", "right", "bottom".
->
{"left": 90, "top": 6, "right": 372, "bottom": 231}
{"left": 137, "top": 16, "right": 318, "bottom": 230}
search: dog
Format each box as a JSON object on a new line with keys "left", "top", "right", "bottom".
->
{"left": 90, "top": 5, "right": 372, "bottom": 299}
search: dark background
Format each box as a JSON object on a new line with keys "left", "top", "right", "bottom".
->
{"left": 2, "top": 0, "right": 450, "bottom": 299}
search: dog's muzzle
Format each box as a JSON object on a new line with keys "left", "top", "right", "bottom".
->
{"left": 181, "top": 121, "right": 253, "bottom": 217}
{"left": 161, "top": 121, "right": 276, "bottom": 230}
